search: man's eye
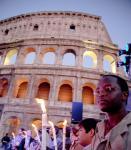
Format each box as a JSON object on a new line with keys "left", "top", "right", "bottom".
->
{"left": 105, "top": 86, "right": 112, "bottom": 92}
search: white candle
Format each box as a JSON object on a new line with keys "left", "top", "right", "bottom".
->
{"left": 32, "top": 124, "right": 41, "bottom": 144}
{"left": 48, "top": 121, "right": 57, "bottom": 150}
{"left": 36, "top": 98, "right": 47, "bottom": 150}
{"left": 62, "top": 120, "right": 67, "bottom": 150}
{"left": 12, "top": 132, "right": 15, "bottom": 139}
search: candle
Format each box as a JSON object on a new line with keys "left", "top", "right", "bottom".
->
{"left": 62, "top": 120, "right": 67, "bottom": 150}
{"left": 48, "top": 121, "right": 57, "bottom": 150}
{"left": 36, "top": 98, "right": 47, "bottom": 150}
{"left": 32, "top": 124, "right": 41, "bottom": 144}
{"left": 12, "top": 132, "right": 15, "bottom": 139}
{"left": 12, "top": 132, "right": 16, "bottom": 149}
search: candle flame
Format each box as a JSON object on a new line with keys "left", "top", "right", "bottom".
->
{"left": 32, "top": 123, "right": 36, "bottom": 128}
{"left": 12, "top": 132, "right": 15, "bottom": 138}
{"left": 36, "top": 98, "right": 46, "bottom": 113}
{"left": 63, "top": 120, "right": 67, "bottom": 126}
{"left": 48, "top": 121, "right": 54, "bottom": 127}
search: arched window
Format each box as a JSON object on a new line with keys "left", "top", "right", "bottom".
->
{"left": 24, "top": 52, "right": 36, "bottom": 64}
{"left": 83, "top": 51, "right": 97, "bottom": 68}
{"left": 16, "top": 82, "right": 28, "bottom": 98}
{"left": 62, "top": 50, "right": 76, "bottom": 66}
{"left": 103, "top": 55, "right": 116, "bottom": 73}
{"left": 82, "top": 86, "right": 94, "bottom": 104}
{"left": 33, "top": 24, "right": 39, "bottom": 31}
{"left": 36, "top": 82, "right": 50, "bottom": 100}
{"left": 0, "top": 78, "right": 8, "bottom": 97}
{"left": 43, "top": 52, "right": 55, "bottom": 64}
{"left": 7, "top": 116, "right": 20, "bottom": 135}
{"left": 70, "top": 24, "right": 75, "bottom": 30}
{"left": 4, "top": 49, "right": 17, "bottom": 65}
{"left": 58, "top": 84, "right": 72, "bottom": 102}
{"left": 5, "top": 29, "right": 9, "bottom": 35}
{"left": 32, "top": 119, "right": 42, "bottom": 130}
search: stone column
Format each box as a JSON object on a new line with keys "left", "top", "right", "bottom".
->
{"left": 55, "top": 46, "right": 62, "bottom": 65}
{"left": 15, "top": 46, "right": 22, "bottom": 65}
{"left": 16, "top": 47, "right": 24, "bottom": 65}
{"left": 97, "top": 49, "right": 103, "bottom": 72}
{"left": 49, "top": 75, "right": 58, "bottom": 105}
{"left": 1, "top": 49, "right": 7, "bottom": 65}
{"left": 78, "top": 48, "right": 84, "bottom": 69}
{"left": 27, "top": 75, "right": 35, "bottom": 103}
{"left": 74, "top": 76, "right": 82, "bottom": 102}
{"left": 34, "top": 45, "right": 41, "bottom": 64}
{"left": 7, "top": 71, "right": 16, "bottom": 102}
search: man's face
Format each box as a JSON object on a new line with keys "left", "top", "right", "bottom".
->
{"left": 95, "top": 76, "right": 124, "bottom": 113}
{"left": 78, "top": 126, "right": 92, "bottom": 146}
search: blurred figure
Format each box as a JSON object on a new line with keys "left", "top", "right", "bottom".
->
{"left": 78, "top": 118, "right": 99, "bottom": 150}
{"left": 12, "top": 128, "right": 25, "bottom": 149}
{"left": 48, "top": 126, "right": 62, "bottom": 150}
{"left": 1, "top": 133, "right": 10, "bottom": 150}
{"left": 65, "top": 127, "right": 71, "bottom": 150}
{"left": 19, "top": 130, "right": 34, "bottom": 150}
{"left": 69, "top": 124, "right": 83, "bottom": 150}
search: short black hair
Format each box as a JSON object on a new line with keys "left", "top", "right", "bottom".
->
{"left": 102, "top": 74, "right": 129, "bottom": 96}
{"left": 79, "top": 118, "right": 99, "bottom": 133}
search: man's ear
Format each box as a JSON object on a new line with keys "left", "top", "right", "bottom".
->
{"left": 122, "top": 91, "right": 128, "bottom": 103}
{"left": 89, "top": 128, "right": 95, "bottom": 137}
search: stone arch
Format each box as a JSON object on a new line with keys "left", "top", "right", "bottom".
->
{"left": 6, "top": 116, "right": 21, "bottom": 135}
{"left": 13, "top": 77, "right": 29, "bottom": 98}
{"left": 24, "top": 47, "right": 36, "bottom": 64}
{"left": 82, "top": 83, "right": 96, "bottom": 104}
{"left": 58, "top": 80, "right": 73, "bottom": 102}
{"left": 62, "top": 49, "right": 76, "bottom": 66}
{"left": 35, "top": 78, "right": 50, "bottom": 100}
{"left": 83, "top": 50, "right": 97, "bottom": 68}
{"left": 40, "top": 47, "right": 56, "bottom": 64}
{"left": 0, "top": 78, "right": 9, "bottom": 97}
{"left": 31, "top": 118, "right": 42, "bottom": 130}
{"left": 103, "top": 55, "right": 116, "bottom": 73}
{"left": 4, "top": 49, "right": 18, "bottom": 65}
{"left": 43, "top": 52, "right": 56, "bottom": 64}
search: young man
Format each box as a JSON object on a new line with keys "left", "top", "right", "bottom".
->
{"left": 78, "top": 118, "right": 99, "bottom": 150}
{"left": 90, "top": 74, "right": 131, "bottom": 150}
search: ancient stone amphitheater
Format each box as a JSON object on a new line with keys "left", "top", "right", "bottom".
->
{"left": 0, "top": 11, "right": 130, "bottom": 137}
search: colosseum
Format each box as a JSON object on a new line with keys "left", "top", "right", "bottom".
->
{"left": 0, "top": 11, "right": 130, "bottom": 137}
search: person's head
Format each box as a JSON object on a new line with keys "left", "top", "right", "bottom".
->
{"left": 78, "top": 118, "right": 98, "bottom": 147}
{"left": 70, "top": 124, "right": 80, "bottom": 142}
{"left": 5, "top": 133, "right": 9, "bottom": 136}
{"left": 18, "top": 128, "right": 25, "bottom": 135}
{"left": 95, "top": 74, "right": 129, "bottom": 113}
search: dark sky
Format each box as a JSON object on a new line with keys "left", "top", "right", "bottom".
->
{"left": 0, "top": 0, "right": 131, "bottom": 49}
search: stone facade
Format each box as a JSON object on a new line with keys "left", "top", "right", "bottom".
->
{"left": 0, "top": 11, "right": 130, "bottom": 137}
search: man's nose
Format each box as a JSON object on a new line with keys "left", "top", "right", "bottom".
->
{"left": 97, "top": 88, "right": 107, "bottom": 96}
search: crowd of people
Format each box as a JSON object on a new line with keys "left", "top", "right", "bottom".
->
{"left": 0, "top": 74, "right": 131, "bottom": 150}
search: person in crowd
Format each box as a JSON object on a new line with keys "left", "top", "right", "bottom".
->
{"left": 90, "top": 74, "right": 131, "bottom": 150}
{"left": 19, "top": 130, "right": 34, "bottom": 150}
{"left": 78, "top": 118, "right": 99, "bottom": 150}
{"left": 11, "top": 128, "right": 26, "bottom": 150}
{"left": 1, "top": 133, "right": 10, "bottom": 150}
{"left": 48, "top": 126, "right": 63, "bottom": 150}
{"left": 65, "top": 127, "right": 71, "bottom": 150}
{"left": 69, "top": 124, "right": 83, "bottom": 150}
